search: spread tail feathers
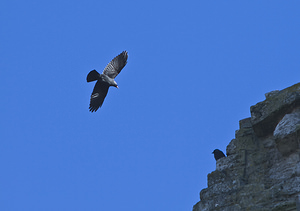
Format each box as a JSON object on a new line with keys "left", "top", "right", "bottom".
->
{"left": 87, "top": 70, "right": 100, "bottom": 82}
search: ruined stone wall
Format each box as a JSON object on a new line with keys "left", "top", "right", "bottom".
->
{"left": 193, "top": 83, "right": 300, "bottom": 211}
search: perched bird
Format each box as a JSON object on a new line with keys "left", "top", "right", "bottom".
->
{"left": 87, "top": 51, "right": 128, "bottom": 112}
{"left": 212, "top": 149, "right": 226, "bottom": 161}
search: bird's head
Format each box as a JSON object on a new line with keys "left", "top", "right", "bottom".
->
{"left": 112, "top": 82, "right": 119, "bottom": 89}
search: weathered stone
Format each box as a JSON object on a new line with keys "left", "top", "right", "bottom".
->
{"left": 226, "top": 139, "right": 237, "bottom": 156}
{"left": 250, "top": 82, "right": 300, "bottom": 137}
{"left": 265, "top": 90, "right": 280, "bottom": 99}
{"left": 267, "top": 153, "right": 300, "bottom": 181}
{"left": 216, "top": 154, "right": 236, "bottom": 171}
{"left": 296, "top": 195, "right": 300, "bottom": 210}
{"left": 272, "top": 201, "right": 297, "bottom": 211}
{"left": 239, "top": 117, "right": 252, "bottom": 129}
{"left": 262, "top": 136, "right": 276, "bottom": 148}
{"left": 193, "top": 83, "right": 300, "bottom": 211}
{"left": 273, "top": 108, "right": 300, "bottom": 156}
{"left": 273, "top": 108, "right": 300, "bottom": 138}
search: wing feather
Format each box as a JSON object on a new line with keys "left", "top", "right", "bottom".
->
{"left": 103, "top": 51, "right": 128, "bottom": 79}
{"left": 89, "top": 80, "right": 110, "bottom": 112}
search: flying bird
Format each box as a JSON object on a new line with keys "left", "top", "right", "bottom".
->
{"left": 87, "top": 51, "right": 128, "bottom": 112}
{"left": 212, "top": 149, "right": 226, "bottom": 161}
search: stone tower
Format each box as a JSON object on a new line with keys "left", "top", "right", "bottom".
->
{"left": 193, "top": 83, "right": 300, "bottom": 211}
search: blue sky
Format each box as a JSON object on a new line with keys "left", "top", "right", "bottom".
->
{"left": 1, "top": 1, "right": 300, "bottom": 210}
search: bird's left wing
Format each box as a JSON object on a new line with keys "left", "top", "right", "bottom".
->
{"left": 103, "top": 51, "right": 128, "bottom": 79}
{"left": 89, "top": 80, "right": 110, "bottom": 112}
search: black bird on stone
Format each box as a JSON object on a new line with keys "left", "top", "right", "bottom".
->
{"left": 87, "top": 51, "right": 128, "bottom": 112}
{"left": 212, "top": 149, "right": 226, "bottom": 161}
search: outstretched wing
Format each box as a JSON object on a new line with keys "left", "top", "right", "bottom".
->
{"left": 103, "top": 51, "right": 128, "bottom": 79}
{"left": 89, "top": 80, "right": 110, "bottom": 112}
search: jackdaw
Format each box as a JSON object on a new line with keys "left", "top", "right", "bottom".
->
{"left": 87, "top": 51, "right": 128, "bottom": 112}
{"left": 212, "top": 149, "right": 226, "bottom": 161}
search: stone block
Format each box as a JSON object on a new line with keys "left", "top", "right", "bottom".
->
{"left": 250, "top": 83, "right": 300, "bottom": 137}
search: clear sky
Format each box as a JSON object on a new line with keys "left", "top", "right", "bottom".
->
{"left": 1, "top": 1, "right": 300, "bottom": 211}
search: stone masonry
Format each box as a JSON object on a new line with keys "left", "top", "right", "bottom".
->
{"left": 193, "top": 83, "right": 300, "bottom": 211}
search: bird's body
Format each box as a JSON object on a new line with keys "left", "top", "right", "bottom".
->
{"left": 87, "top": 51, "right": 128, "bottom": 112}
{"left": 212, "top": 149, "right": 226, "bottom": 161}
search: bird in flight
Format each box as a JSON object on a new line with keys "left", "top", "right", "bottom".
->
{"left": 87, "top": 51, "right": 128, "bottom": 112}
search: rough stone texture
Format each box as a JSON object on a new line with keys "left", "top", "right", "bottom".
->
{"left": 193, "top": 83, "right": 300, "bottom": 211}
{"left": 273, "top": 108, "right": 300, "bottom": 156}
{"left": 250, "top": 82, "right": 300, "bottom": 137}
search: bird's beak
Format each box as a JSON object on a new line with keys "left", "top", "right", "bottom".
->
{"left": 116, "top": 86, "right": 119, "bottom": 89}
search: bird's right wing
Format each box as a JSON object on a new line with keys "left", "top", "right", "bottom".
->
{"left": 103, "top": 51, "right": 128, "bottom": 79}
{"left": 89, "top": 80, "right": 110, "bottom": 112}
